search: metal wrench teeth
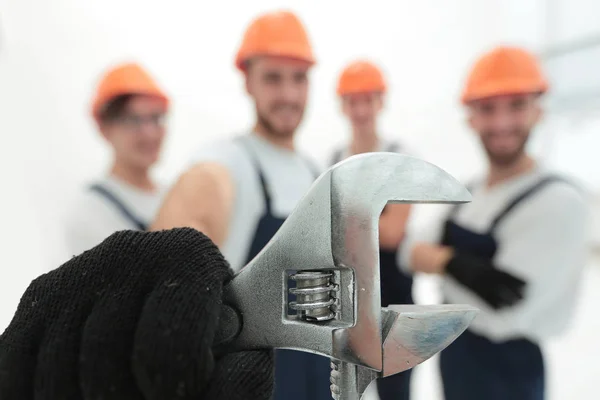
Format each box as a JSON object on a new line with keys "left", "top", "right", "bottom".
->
{"left": 330, "top": 360, "right": 341, "bottom": 399}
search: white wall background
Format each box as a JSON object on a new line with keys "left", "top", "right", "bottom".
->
{"left": 0, "top": 1, "right": 599, "bottom": 399}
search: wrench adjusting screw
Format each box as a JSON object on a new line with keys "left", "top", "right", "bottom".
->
{"left": 289, "top": 271, "right": 339, "bottom": 322}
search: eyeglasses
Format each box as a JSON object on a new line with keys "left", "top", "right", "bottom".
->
{"left": 116, "top": 113, "right": 167, "bottom": 129}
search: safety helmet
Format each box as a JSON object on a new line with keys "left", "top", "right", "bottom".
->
{"left": 461, "top": 46, "right": 549, "bottom": 104}
{"left": 91, "top": 63, "right": 169, "bottom": 121}
{"left": 337, "top": 60, "right": 386, "bottom": 96}
{"left": 235, "top": 10, "right": 315, "bottom": 71}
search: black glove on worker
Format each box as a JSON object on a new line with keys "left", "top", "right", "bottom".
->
{"left": 445, "top": 252, "right": 527, "bottom": 310}
{"left": 0, "top": 228, "right": 273, "bottom": 400}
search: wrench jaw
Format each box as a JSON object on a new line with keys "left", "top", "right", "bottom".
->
{"left": 381, "top": 304, "right": 479, "bottom": 377}
{"left": 329, "top": 304, "right": 479, "bottom": 400}
{"left": 328, "top": 153, "right": 472, "bottom": 370}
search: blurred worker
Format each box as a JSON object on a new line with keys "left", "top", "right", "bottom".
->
{"left": 151, "top": 11, "right": 330, "bottom": 400}
{"left": 401, "top": 46, "right": 590, "bottom": 400}
{"left": 330, "top": 60, "right": 413, "bottom": 400}
{"left": 64, "top": 63, "right": 170, "bottom": 257}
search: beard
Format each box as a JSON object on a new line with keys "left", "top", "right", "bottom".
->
{"left": 256, "top": 103, "right": 304, "bottom": 139}
{"left": 481, "top": 129, "right": 530, "bottom": 167}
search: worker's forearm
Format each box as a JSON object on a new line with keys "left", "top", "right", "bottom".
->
{"left": 410, "top": 243, "right": 454, "bottom": 274}
{"left": 379, "top": 219, "right": 405, "bottom": 250}
{"left": 378, "top": 204, "right": 410, "bottom": 251}
{"left": 150, "top": 214, "right": 227, "bottom": 248}
{"left": 148, "top": 163, "right": 234, "bottom": 249}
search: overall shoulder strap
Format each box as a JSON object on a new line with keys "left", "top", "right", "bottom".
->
{"left": 488, "top": 175, "right": 572, "bottom": 233}
{"left": 236, "top": 137, "right": 273, "bottom": 212}
{"left": 89, "top": 184, "right": 147, "bottom": 231}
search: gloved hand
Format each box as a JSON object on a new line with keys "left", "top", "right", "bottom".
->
{"left": 445, "top": 252, "right": 527, "bottom": 310}
{"left": 0, "top": 228, "right": 273, "bottom": 400}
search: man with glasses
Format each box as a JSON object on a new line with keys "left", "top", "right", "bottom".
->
{"left": 64, "top": 62, "right": 170, "bottom": 256}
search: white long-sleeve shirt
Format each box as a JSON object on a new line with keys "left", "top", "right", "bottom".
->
{"left": 400, "top": 166, "right": 591, "bottom": 343}
{"left": 63, "top": 176, "right": 167, "bottom": 258}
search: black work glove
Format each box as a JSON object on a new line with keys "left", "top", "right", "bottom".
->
{"left": 0, "top": 228, "right": 273, "bottom": 400}
{"left": 445, "top": 252, "right": 527, "bottom": 310}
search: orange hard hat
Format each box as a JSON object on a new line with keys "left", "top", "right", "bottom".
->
{"left": 91, "top": 62, "right": 169, "bottom": 120}
{"left": 235, "top": 10, "right": 315, "bottom": 71}
{"left": 337, "top": 60, "right": 386, "bottom": 96}
{"left": 461, "top": 46, "right": 549, "bottom": 104}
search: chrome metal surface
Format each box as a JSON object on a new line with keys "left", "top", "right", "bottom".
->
{"left": 289, "top": 271, "right": 338, "bottom": 321}
{"left": 222, "top": 152, "right": 478, "bottom": 399}
{"left": 381, "top": 304, "right": 478, "bottom": 377}
{"left": 330, "top": 304, "right": 478, "bottom": 399}
{"left": 330, "top": 359, "right": 379, "bottom": 400}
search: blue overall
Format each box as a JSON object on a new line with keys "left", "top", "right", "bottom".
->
{"left": 241, "top": 142, "right": 332, "bottom": 400}
{"left": 374, "top": 227, "right": 413, "bottom": 400}
{"left": 439, "top": 176, "right": 566, "bottom": 400}
{"left": 332, "top": 144, "right": 414, "bottom": 400}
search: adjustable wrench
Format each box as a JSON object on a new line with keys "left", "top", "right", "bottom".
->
{"left": 221, "top": 152, "right": 478, "bottom": 399}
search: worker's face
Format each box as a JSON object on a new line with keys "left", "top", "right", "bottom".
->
{"left": 468, "top": 93, "right": 542, "bottom": 166}
{"left": 245, "top": 56, "right": 310, "bottom": 138}
{"left": 100, "top": 95, "right": 167, "bottom": 170}
{"left": 341, "top": 92, "right": 383, "bottom": 134}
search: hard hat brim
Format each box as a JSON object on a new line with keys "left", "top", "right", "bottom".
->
{"left": 461, "top": 78, "right": 549, "bottom": 104}
{"left": 236, "top": 52, "right": 316, "bottom": 72}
